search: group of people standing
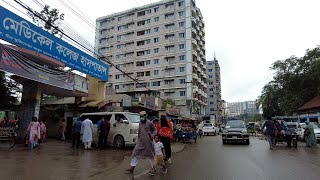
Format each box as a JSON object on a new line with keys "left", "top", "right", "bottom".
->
{"left": 263, "top": 117, "right": 317, "bottom": 149}
{"left": 126, "top": 112, "right": 173, "bottom": 176}
{"left": 25, "top": 117, "right": 46, "bottom": 149}
{"left": 70, "top": 117, "right": 111, "bottom": 150}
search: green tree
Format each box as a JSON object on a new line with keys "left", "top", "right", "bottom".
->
{"left": 0, "top": 72, "right": 21, "bottom": 108}
{"left": 259, "top": 46, "right": 320, "bottom": 117}
{"left": 27, "top": 5, "right": 64, "bottom": 37}
{"left": 253, "top": 113, "right": 262, "bottom": 122}
{"left": 162, "top": 98, "right": 175, "bottom": 109}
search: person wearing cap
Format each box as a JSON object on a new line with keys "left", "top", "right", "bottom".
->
{"left": 156, "top": 114, "right": 173, "bottom": 163}
{"left": 126, "top": 111, "right": 157, "bottom": 175}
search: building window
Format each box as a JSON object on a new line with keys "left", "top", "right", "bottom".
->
{"left": 179, "top": 79, "right": 185, "bottom": 84}
{"left": 210, "top": 102, "right": 214, "bottom": 105}
{"left": 137, "top": 11, "right": 146, "bottom": 17}
{"left": 179, "top": 33, "right": 185, "bottom": 38}
{"left": 154, "top": 38, "right": 159, "bottom": 43}
{"left": 179, "top": 67, "right": 185, "bottom": 72}
{"left": 137, "top": 40, "right": 145, "bottom": 46}
{"left": 152, "top": 81, "right": 161, "bottom": 86}
{"left": 118, "top": 17, "right": 122, "bottom": 21}
{"left": 115, "top": 85, "right": 119, "bottom": 89}
{"left": 208, "top": 75, "right": 213, "bottom": 78}
{"left": 146, "top": 71, "right": 151, "bottom": 76}
{"left": 136, "top": 61, "right": 145, "bottom": 66}
{"left": 137, "top": 72, "right": 145, "bottom": 77}
{"left": 154, "top": 7, "right": 159, "bottom": 13}
{"left": 115, "top": 75, "right": 120, "bottom": 79}
{"left": 209, "top": 95, "right": 214, "bottom": 98}
{"left": 210, "top": 108, "right": 214, "bottom": 111}
{"left": 154, "top": 70, "right": 159, "bottom": 75}
{"left": 179, "top": 22, "right": 185, "bottom": 27}
{"left": 179, "top": 55, "right": 185, "bottom": 61}
{"left": 146, "top": 29, "right": 151, "bottom": 34}
{"left": 209, "top": 82, "right": 213, "bottom": 85}
{"left": 146, "top": 39, "right": 151, "bottom": 44}
{"left": 208, "top": 62, "right": 213, "bottom": 66}
{"left": 137, "top": 20, "right": 146, "bottom": 26}
{"left": 146, "top": 19, "right": 151, "bottom": 24}
{"left": 180, "top": 91, "right": 186, "bottom": 96}
{"left": 154, "top": 17, "right": 159, "bottom": 22}
{"left": 137, "top": 51, "right": 145, "bottom": 56}
{"left": 154, "top": 59, "right": 159, "bottom": 64}
{"left": 208, "top": 69, "right": 213, "bottom": 72}
{"left": 178, "top": 1, "right": 184, "bottom": 6}
{"left": 179, "top": 44, "right": 185, "bottom": 49}
{"left": 178, "top": 11, "right": 185, "bottom": 17}
{"left": 154, "top": 48, "right": 159, "bottom": 53}
{"left": 117, "top": 45, "right": 121, "bottom": 49}
{"left": 154, "top": 27, "right": 159, "bottom": 32}
{"left": 146, "top": 60, "right": 151, "bottom": 65}
{"left": 146, "top": 50, "right": 151, "bottom": 54}
{"left": 137, "top": 30, "right": 145, "bottom": 36}
{"left": 209, "top": 88, "right": 214, "bottom": 91}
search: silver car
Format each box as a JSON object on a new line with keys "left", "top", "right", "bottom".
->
{"left": 222, "top": 120, "right": 249, "bottom": 145}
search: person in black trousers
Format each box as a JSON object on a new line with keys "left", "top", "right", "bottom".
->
{"left": 157, "top": 114, "right": 173, "bottom": 163}
{"left": 72, "top": 118, "right": 82, "bottom": 148}
{"left": 98, "top": 117, "right": 110, "bottom": 149}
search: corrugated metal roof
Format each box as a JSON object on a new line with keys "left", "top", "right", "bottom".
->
{"left": 298, "top": 96, "right": 320, "bottom": 111}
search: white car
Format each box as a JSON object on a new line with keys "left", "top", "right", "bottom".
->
{"left": 80, "top": 112, "right": 140, "bottom": 148}
{"left": 311, "top": 123, "right": 320, "bottom": 142}
{"left": 202, "top": 123, "right": 218, "bottom": 136}
{"left": 286, "top": 122, "right": 304, "bottom": 140}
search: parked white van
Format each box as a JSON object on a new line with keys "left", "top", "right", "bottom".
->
{"left": 80, "top": 112, "right": 140, "bottom": 148}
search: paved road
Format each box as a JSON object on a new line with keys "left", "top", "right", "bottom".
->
{"left": 1, "top": 136, "right": 319, "bottom": 180}
{"left": 138, "top": 136, "right": 320, "bottom": 180}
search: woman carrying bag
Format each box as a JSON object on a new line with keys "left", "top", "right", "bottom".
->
{"left": 156, "top": 114, "right": 173, "bottom": 163}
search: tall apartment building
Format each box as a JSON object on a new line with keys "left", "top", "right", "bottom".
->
{"left": 95, "top": 0, "right": 207, "bottom": 117}
{"left": 206, "top": 58, "right": 222, "bottom": 120}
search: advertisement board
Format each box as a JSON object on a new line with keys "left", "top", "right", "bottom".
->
{"left": 0, "top": 6, "right": 109, "bottom": 81}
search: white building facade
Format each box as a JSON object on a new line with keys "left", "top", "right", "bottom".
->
{"left": 95, "top": 0, "right": 207, "bottom": 118}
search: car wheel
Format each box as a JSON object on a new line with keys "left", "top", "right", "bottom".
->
{"left": 245, "top": 140, "right": 250, "bottom": 145}
{"left": 114, "top": 135, "right": 125, "bottom": 149}
{"left": 222, "top": 139, "right": 227, "bottom": 144}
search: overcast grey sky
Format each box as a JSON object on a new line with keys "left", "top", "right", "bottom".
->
{"left": 2, "top": 0, "right": 320, "bottom": 102}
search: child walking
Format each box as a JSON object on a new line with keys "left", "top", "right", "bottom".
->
{"left": 153, "top": 135, "right": 167, "bottom": 174}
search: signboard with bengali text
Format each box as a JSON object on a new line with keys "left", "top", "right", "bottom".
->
{"left": 0, "top": 6, "right": 109, "bottom": 81}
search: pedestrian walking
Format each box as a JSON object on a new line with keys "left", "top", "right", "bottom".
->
{"left": 98, "top": 117, "right": 110, "bottom": 149}
{"left": 72, "top": 117, "right": 82, "bottom": 149}
{"left": 81, "top": 118, "right": 93, "bottom": 150}
{"left": 126, "top": 111, "right": 156, "bottom": 175}
{"left": 262, "top": 117, "right": 276, "bottom": 149}
{"left": 304, "top": 122, "right": 317, "bottom": 147}
{"left": 156, "top": 114, "right": 173, "bottom": 163}
{"left": 39, "top": 120, "right": 46, "bottom": 144}
{"left": 153, "top": 135, "right": 167, "bottom": 173}
{"left": 26, "top": 117, "right": 41, "bottom": 149}
{"left": 59, "top": 119, "right": 67, "bottom": 141}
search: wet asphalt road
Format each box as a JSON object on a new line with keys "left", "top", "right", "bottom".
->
{"left": 0, "top": 136, "right": 320, "bottom": 180}
{"left": 138, "top": 136, "right": 320, "bottom": 180}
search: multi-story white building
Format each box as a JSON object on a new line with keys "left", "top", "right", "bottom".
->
{"left": 227, "top": 101, "right": 258, "bottom": 117}
{"left": 95, "top": 0, "right": 207, "bottom": 117}
{"left": 206, "top": 58, "right": 222, "bottom": 120}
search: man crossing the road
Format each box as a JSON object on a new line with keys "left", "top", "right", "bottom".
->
{"left": 263, "top": 116, "right": 276, "bottom": 149}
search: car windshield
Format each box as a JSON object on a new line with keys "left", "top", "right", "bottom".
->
{"left": 127, "top": 114, "right": 140, "bottom": 123}
{"left": 287, "top": 124, "right": 297, "bottom": 129}
{"left": 226, "top": 121, "right": 246, "bottom": 128}
{"left": 204, "top": 124, "right": 212, "bottom": 126}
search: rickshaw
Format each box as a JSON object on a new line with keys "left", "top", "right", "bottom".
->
{"left": 274, "top": 120, "right": 298, "bottom": 148}
{"left": 247, "top": 122, "right": 256, "bottom": 135}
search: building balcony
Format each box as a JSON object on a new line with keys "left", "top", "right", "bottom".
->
{"left": 192, "top": 85, "right": 199, "bottom": 92}
{"left": 192, "top": 73, "right": 199, "bottom": 81}
{"left": 192, "top": 39, "right": 197, "bottom": 46}
{"left": 192, "top": 50, "right": 198, "bottom": 57}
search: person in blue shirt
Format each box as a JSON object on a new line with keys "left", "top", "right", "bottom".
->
{"left": 72, "top": 118, "right": 82, "bottom": 149}
{"left": 262, "top": 116, "right": 276, "bottom": 150}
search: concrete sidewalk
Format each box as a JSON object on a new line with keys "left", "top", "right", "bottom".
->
{"left": 0, "top": 139, "right": 187, "bottom": 180}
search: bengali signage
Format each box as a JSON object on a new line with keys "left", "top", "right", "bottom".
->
{"left": 0, "top": 6, "right": 109, "bottom": 81}
{"left": 74, "top": 75, "right": 88, "bottom": 93}
{"left": 166, "top": 107, "right": 181, "bottom": 116}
